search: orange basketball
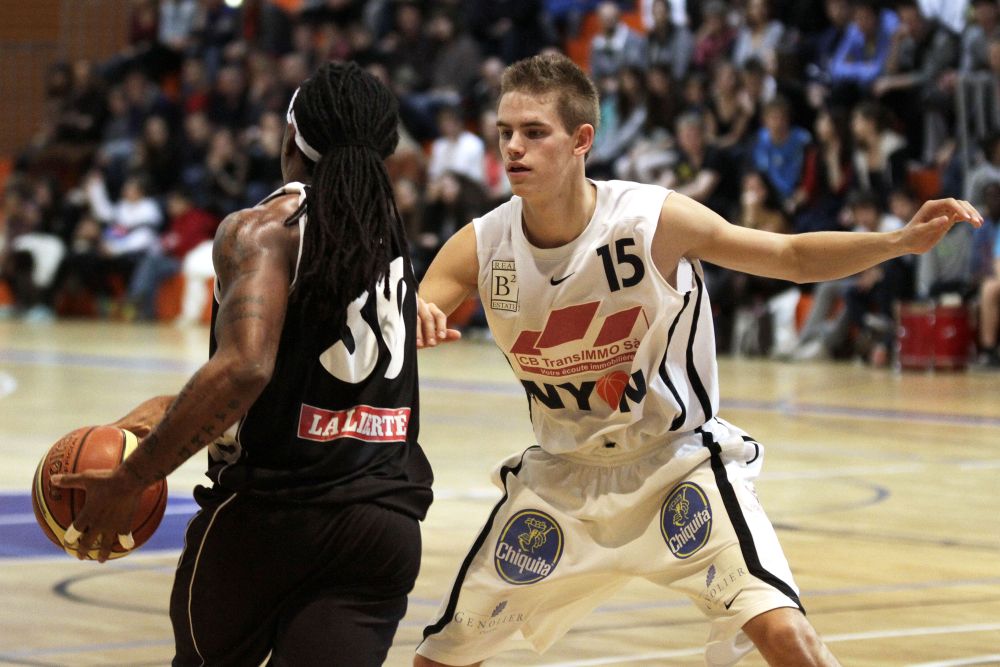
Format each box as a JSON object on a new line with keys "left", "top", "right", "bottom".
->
{"left": 31, "top": 425, "right": 167, "bottom": 559}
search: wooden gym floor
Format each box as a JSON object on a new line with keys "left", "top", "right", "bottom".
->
{"left": 0, "top": 319, "right": 998, "bottom": 666}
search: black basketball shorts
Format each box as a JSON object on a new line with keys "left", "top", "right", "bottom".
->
{"left": 171, "top": 491, "right": 421, "bottom": 666}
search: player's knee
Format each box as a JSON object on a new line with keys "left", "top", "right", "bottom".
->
{"left": 746, "top": 609, "right": 832, "bottom": 666}
{"left": 759, "top": 618, "right": 821, "bottom": 657}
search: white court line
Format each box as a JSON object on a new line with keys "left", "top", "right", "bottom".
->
{"left": 762, "top": 462, "right": 925, "bottom": 480}
{"left": 0, "top": 371, "right": 17, "bottom": 399}
{"left": 957, "top": 461, "right": 1000, "bottom": 470}
{"left": 0, "top": 513, "right": 43, "bottom": 526}
{"left": 536, "top": 622, "right": 1000, "bottom": 666}
{"left": 910, "top": 655, "right": 1000, "bottom": 667}
{"left": 824, "top": 622, "right": 1000, "bottom": 642}
{"left": 537, "top": 647, "right": 705, "bottom": 665}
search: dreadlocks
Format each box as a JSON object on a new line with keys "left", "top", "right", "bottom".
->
{"left": 287, "top": 61, "right": 405, "bottom": 335}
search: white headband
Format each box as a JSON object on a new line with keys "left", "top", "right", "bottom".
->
{"left": 286, "top": 87, "right": 322, "bottom": 162}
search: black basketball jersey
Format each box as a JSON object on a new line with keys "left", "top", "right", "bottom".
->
{"left": 202, "top": 183, "right": 432, "bottom": 519}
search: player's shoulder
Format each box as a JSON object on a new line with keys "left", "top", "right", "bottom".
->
{"left": 215, "top": 194, "right": 301, "bottom": 255}
{"left": 220, "top": 196, "right": 297, "bottom": 232}
{"left": 472, "top": 195, "right": 522, "bottom": 239}
{"left": 477, "top": 195, "right": 521, "bottom": 224}
{"left": 252, "top": 181, "right": 306, "bottom": 220}
{"left": 599, "top": 178, "right": 669, "bottom": 198}
{"left": 597, "top": 179, "right": 673, "bottom": 219}
{"left": 227, "top": 181, "right": 306, "bottom": 231}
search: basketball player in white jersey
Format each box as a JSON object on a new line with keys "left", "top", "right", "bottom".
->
{"left": 412, "top": 54, "right": 981, "bottom": 666}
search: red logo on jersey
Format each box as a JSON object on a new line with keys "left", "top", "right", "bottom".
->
{"left": 509, "top": 302, "right": 648, "bottom": 378}
{"left": 298, "top": 404, "right": 410, "bottom": 443}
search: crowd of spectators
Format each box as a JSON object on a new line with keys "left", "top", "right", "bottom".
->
{"left": 1, "top": 0, "right": 999, "bottom": 368}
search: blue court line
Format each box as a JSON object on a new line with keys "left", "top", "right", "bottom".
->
{"left": 5, "top": 346, "right": 999, "bottom": 429}
{"left": 0, "top": 493, "right": 195, "bottom": 559}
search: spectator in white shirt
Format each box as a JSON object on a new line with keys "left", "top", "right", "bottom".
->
{"left": 85, "top": 172, "right": 162, "bottom": 257}
{"left": 427, "top": 105, "right": 485, "bottom": 185}
{"left": 589, "top": 1, "right": 648, "bottom": 82}
{"left": 53, "top": 172, "right": 162, "bottom": 315}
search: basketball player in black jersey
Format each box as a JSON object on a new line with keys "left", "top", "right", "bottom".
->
{"left": 52, "top": 62, "right": 433, "bottom": 666}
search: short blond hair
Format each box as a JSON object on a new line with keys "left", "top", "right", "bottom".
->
{"left": 500, "top": 53, "right": 600, "bottom": 133}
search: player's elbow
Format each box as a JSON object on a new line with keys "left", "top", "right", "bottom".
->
{"left": 788, "top": 268, "right": 822, "bottom": 286}
{"left": 217, "top": 353, "right": 274, "bottom": 396}
{"left": 231, "top": 361, "right": 274, "bottom": 393}
{"left": 785, "top": 267, "right": 812, "bottom": 285}
{"left": 777, "top": 238, "right": 813, "bottom": 284}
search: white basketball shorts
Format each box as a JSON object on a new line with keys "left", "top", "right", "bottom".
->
{"left": 415, "top": 417, "right": 802, "bottom": 666}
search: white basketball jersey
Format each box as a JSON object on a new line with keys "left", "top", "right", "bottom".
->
{"left": 474, "top": 180, "right": 720, "bottom": 457}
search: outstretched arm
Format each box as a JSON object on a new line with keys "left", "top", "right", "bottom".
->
{"left": 657, "top": 193, "right": 981, "bottom": 284}
{"left": 52, "top": 207, "right": 295, "bottom": 561}
{"left": 416, "top": 222, "right": 480, "bottom": 348}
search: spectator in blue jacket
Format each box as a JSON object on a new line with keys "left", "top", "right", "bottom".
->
{"left": 828, "top": 0, "right": 899, "bottom": 104}
{"left": 751, "top": 96, "right": 812, "bottom": 206}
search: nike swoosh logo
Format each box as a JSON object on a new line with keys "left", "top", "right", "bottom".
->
{"left": 550, "top": 273, "right": 574, "bottom": 286}
{"left": 723, "top": 592, "right": 741, "bottom": 610}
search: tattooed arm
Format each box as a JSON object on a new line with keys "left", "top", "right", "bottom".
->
{"left": 108, "top": 395, "right": 175, "bottom": 437}
{"left": 116, "top": 207, "right": 293, "bottom": 486}
{"left": 52, "top": 199, "right": 299, "bottom": 561}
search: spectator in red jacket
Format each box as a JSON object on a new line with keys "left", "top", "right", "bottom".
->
{"left": 126, "top": 188, "right": 218, "bottom": 320}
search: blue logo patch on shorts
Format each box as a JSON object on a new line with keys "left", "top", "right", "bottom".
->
{"left": 661, "top": 482, "right": 713, "bottom": 559}
{"left": 494, "top": 509, "right": 564, "bottom": 585}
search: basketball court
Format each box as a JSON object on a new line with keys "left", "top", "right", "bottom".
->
{"left": 0, "top": 319, "right": 998, "bottom": 666}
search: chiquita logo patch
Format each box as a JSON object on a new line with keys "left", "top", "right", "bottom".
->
{"left": 661, "top": 482, "right": 713, "bottom": 559}
{"left": 494, "top": 509, "right": 563, "bottom": 585}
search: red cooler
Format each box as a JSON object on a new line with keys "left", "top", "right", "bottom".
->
{"left": 895, "top": 302, "right": 973, "bottom": 371}
{"left": 933, "top": 305, "right": 973, "bottom": 370}
{"left": 896, "top": 303, "right": 935, "bottom": 370}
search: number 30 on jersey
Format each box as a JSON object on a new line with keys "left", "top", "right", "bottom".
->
{"left": 319, "top": 257, "right": 408, "bottom": 383}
